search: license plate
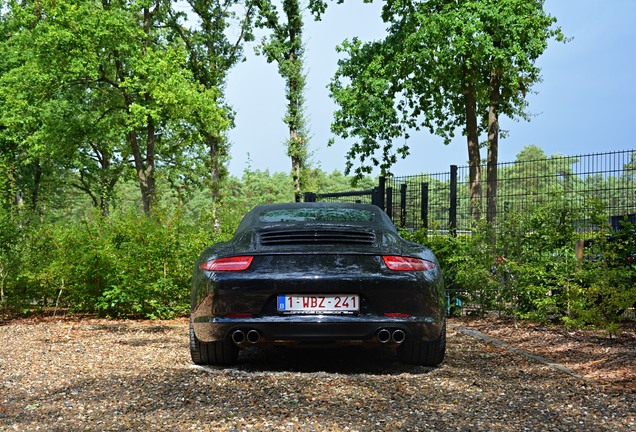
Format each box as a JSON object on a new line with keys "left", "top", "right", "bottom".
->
{"left": 277, "top": 295, "right": 359, "bottom": 314}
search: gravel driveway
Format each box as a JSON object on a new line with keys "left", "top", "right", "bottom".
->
{"left": 1, "top": 319, "right": 634, "bottom": 431}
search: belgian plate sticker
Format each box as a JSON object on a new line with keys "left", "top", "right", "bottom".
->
{"left": 277, "top": 295, "right": 287, "bottom": 311}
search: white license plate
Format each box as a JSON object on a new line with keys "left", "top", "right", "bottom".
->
{"left": 277, "top": 295, "right": 359, "bottom": 314}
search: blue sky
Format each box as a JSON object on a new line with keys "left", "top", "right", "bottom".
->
{"left": 224, "top": 0, "right": 636, "bottom": 178}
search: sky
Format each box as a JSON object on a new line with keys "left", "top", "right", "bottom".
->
{"left": 224, "top": 0, "right": 636, "bottom": 178}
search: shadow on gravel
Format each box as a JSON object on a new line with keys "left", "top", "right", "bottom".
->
{"left": 213, "top": 345, "right": 437, "bottom": 375}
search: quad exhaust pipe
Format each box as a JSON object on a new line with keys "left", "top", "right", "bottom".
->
{"left": 247, "top": 329, "right": 261, "bottom": 344}
{"left": 377, "top": 328, "right": 392, "bottom": 344}
{"left": 236, "top": 328, "right": 402, "bottom": 346}
{"left": 377, "top": 328, "right": 406, "bottom": 345}
{"left": 232, "top": 329, "right": 261, "bottom": 346}
{"left": 391, "top": 329, "right": 406, "bottom": 344}
{"left": 231, "top": 330, "right": 246, "bottom": 345}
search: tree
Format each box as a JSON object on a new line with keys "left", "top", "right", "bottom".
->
{"left": 325, "top": 0, "right": 564, "bottom": 222}
{"left": 256, "top": 0, "right": 310, "bottom": 202}
{"left": 0, "top": 2, "right": 70, "bottom": 215}
{"left": 167, "top": 0, "right": 256, "bottom": 204}
{"left": 498, "top": 145, "right": 579, "bottom": 216}
{"left": 0, "top": 0, "right": 228, "bottom": 215}
{"left": 481, "top": 0, "right": 565, "bottom": 222}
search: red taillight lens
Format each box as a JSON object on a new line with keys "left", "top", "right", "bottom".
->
{"left": 225, "top": 313, "right": 254, "bottom": 318}
{"left": 382, "top": 256, "right": 435, "bottom": 271}
{"left": 200, "top": 256, "right": 253, "bottom": 271}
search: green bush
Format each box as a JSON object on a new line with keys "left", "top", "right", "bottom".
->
{"left": 0, "top": 206, "right": 233, "bottom": 319}
{"left": 407, "top": 198, "right": 635, "bottom": 330}
{"left": 403, "top": 223, "right": 501, "bottom": 316}
{"left": 2, "top": 188, "right": 634, "bottom": 327}
{"left": 571, "top": 216, "right": 636, "bottom": 330}
{"left": 0, "top": 170, "right": 370, "bottom": 319}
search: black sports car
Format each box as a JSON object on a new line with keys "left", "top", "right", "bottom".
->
{"left": 190, "top": 202, "right": 446, "bottom": 366}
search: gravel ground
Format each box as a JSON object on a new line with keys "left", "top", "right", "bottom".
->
{"left": 453, "top": 317, "right": 636, "bottom": 393}
{"left": 1, "top": 318, "right": 634, "bottom": 431}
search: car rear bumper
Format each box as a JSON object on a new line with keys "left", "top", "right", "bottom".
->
{"left": 192, "top": 315, "right": 444, "bottom": 347}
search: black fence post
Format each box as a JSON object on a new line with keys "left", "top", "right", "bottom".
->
{"left": 449, "top": 165, "right": 458, "bottom": 236}
{"left": 304, "top": 192, "right": 316, "bottom": 202}
{"left": 386, "top": 187, "right": 393, "bottom": 220}
{"left": 400, "top": 183, "right": 407, "bottom": 228}
{"left": 421, "top": 182, "right": 429, "bottom": 231}
{"left": 377, "top": 176, "right": 386, "bottom": 211}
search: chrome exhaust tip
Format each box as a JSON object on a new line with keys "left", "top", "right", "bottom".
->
{"left": 231, "top": 330, "right": 246, "bottom": 345}
{"left": 377, "top": 328, "right": 391, "bottom": 344}
{"left": 392, "top": 329, "right": 406, "bottom": 344}
{"left": 246, "top": 329, "right": 261, "bottom": 344}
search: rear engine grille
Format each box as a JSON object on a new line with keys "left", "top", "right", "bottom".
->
{"left": 260, "top": 230, "right": 375, "bottom": 246}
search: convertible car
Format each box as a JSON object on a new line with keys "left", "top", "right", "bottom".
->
{"left": 190, "top": 202, "right": 446, "bottom": 366}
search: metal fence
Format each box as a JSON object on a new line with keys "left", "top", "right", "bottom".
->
{"left": 308, "top": 150, "right": 636, "bottom": 233}
{"left": 303, "top": 178, "right": 385, "bottom": 208}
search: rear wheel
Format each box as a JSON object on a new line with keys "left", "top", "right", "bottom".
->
{"left": 189, "top": 322, "right": 239, "bottom": 366}
{"left": 397, "top": 320, "right": 446, "bottom": 366}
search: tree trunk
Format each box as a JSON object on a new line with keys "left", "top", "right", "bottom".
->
{"left": 98, "top": 146, "right": 116, "bottom": 217}
{"left": 207, "top": 132, "right": 226, "bottom": 226}
{"left": 31, "top": 160, "right": 42, "bottom": 212}
{"left": 129, "top": 127, "right": 155, "bottom": 215}
{"left": 463, "top": 72, "right": 482, "bottom": 221}
{"left": 208, "top": 134, "right": 220, "bottom": 204}
{"left": 290, "top": 132, "right": 302, "bottom": 202}
{"left": 145, "top": 118, "right": 156, "bottom": 213}
{"left": 487, "top": 69, "right": 501, "bottom": 224}
{"left": 284, "top": 0, "right": 305, "bottom": 202}
{"left": 6, "top": 162, "right": 21, "bottom": 211}
{"left": 129, "top": 6, "right": 156, "bottom": 215}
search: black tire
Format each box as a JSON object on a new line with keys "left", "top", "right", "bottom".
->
{"left": 397, "top": 320, "right": 446, "bottom": 366}
{"left": 189, "top": 322, "right": 239, "bottom": 366}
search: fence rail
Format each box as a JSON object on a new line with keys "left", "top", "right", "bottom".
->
{"left": 308, "top": 150, "right": 636, "bottom": 233}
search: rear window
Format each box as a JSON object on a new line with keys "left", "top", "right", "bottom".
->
{"left": 259, "top": 208, "right": 375, "bottom": 223}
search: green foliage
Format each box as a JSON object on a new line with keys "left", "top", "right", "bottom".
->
{"left": 569, "top": 213, "right": 636, "bottom": 330}
{"left": 0, "top": 168, "right": 367, "bottom": 318}
{"left": 3, "top": 208, "right": 230, "bottom": 319}
{"left": 0, "top": 0, "right": 231, "bottom": 216}
{"left": 329, "top": 0, "right": 565, "bottom": 180}
{"left": 484, "top": 199, "right": 584, "bottom": 321}
{"left": 402, "top": 229, "right": 476, "bottom": 315}
{"left": 407, "top": 196, "right": 635, "bottom": 330}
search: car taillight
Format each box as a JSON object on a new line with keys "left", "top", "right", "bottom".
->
{"left": 225, "top": 313, "right": 254, "bottom": 318}
{"left": 382, "top": 256, "right": 435, "bottom": 271}
{"left": 200, "top": 256, "right": 254, "bottom": 271}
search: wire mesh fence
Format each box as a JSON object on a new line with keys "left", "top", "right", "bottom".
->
{"left": 383, "top": 150, "right": 636, "bottom": 233}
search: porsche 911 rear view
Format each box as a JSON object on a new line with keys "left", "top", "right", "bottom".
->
{"left": 190, "top": 202, "right": 446, "bottom": 366}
